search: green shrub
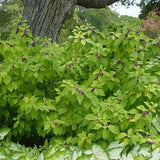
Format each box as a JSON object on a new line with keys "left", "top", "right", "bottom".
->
{"left": 0, "top": 22, "right": 160, "bottom": 148}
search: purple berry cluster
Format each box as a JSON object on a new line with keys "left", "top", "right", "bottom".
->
{"left": 139, "top": 131, "right": 152, "bottom": 137}
{"left": 20, "top": 57, "right": 26, "bottom": 61}
{"left": 142, "top": 110, "right": 149, "bottom": 116}
{"left": 137, "top": 49, "right": 144, "bottom": 53}
{"left": 135, "top": 63, "right": 138, "bottom": 67}
{"left": 70, "top": 38, "right": 75, "bottom": 43}
{"left": 31, "top": 41, "right": 37, "bottom": 47}
{"left": 43, "top": 52, "right": 54, "bottom": 56}
{"left": 22, "top": 28, "right": 27, "bottom": 37}
{"left": 52, "top": 122, "right": 58, "bottom": 126}
{"left": 12, "top": 63, "right": 15, "bottom": 68}
{"left": 118, "top": 60, "right": 124, "bottom": 68}
{"left": 16, "top": 22, "right": 22, "bottom": 34}
{"left": 91, "top": 29, "right": 96, "bottom": 33}
{"left": 94, "top": 72, "right": 103, "bottom": 80}
{"left": 19, "top": 96, "right": 24, "bottom": 100}
{"left": 146, "top": 140, "right": 155, "bottom": 145}
{"left": 136, "top": 30, "right": 140, "bottom": 34}
{"left": 105, "top": 122, "right": 110, "bottom": 129}
{"left": 73, "top": 87, "right": 86, "bottom": 96}
{"left": 140, "top": 39, "right": 145, "bottom": 42}
{"left": 91, "top": 87, "right": 96, "bottom": 92}
{"left": 65, "top": 62, "right": 74, "bottom": 67}
{"left": 155, "top": 41, "right": 160, "bottom": 46}
{"left": 9, "top": 44, "right": 14, "bottom": 48}
{"left": 125, "top": 29, "right": 130, "bottom": 38}
{"left": 96, "top": 52, "right": 101, "bottom": 59}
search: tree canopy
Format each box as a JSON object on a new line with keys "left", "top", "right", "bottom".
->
{"left": 139, "top": 0, "right": 160, "bottom": 18}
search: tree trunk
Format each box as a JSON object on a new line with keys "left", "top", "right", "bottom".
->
{"left": 22, "top": 0, "right": 76, "bottom": 42}
{"left": 22, "top": 0, "right": 119, "bottom": 41}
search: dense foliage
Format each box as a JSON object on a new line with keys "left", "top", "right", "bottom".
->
{"left": 0, "top": 22, "right": 160, "bottom": 150}
{"left": 0, "top": 1, "right": 159, "bottom": 159}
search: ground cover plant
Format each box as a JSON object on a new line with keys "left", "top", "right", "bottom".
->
{"left": 1, "top": 129, "right": 160, "bottom": 160}
{"left": 0, "top": 22, "right": 160, "bottom": 159}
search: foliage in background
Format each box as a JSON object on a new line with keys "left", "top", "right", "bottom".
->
{"left": 139, "top": 0, "right": 160, "bottom": 19}
{"left": 76, "top": 7, "right": 118, "bottom": 31}
{"left": 0, "top": 22, "right": 160, "bottom": 149}
{"left": 104, "top": 15, "right": 142, "bottom": 33}
{"left": 60, "top": 6, "right": 119, "bottom": 42}
{"left": 142, "top": 11, "right": 160, "bottom": 39}
{"left": 0, "top": 0, "right": 22, "bottom": 40}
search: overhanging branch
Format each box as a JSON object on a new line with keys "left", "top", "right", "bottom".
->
{"left": 77, "top": 0, "right": 119, "bottom": 8}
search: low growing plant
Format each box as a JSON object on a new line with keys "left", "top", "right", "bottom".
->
{"left": 1, "top": 129, "right": 160, "bottom": 160}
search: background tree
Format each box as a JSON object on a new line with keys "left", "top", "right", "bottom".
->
{"left": 0, "top": 0, "right": 22, "bottom": 40}
{"left": 104, "top": 15, "right": 142, "bottom": 33}
{"left": 139, "top": 0, "right": 160, "bottom": 19}
{"left": 77, "top": 6, "right": 118, "bottom": 31}
{"left": 60, "top": 6, "right": 119, "bottom": 42}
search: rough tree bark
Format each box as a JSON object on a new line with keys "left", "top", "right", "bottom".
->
{"left": 22, "top": 0, "right": 119, "bottom": 41}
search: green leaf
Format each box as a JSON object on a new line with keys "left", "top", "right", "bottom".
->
{"left": 77, "top": 94, "right": 84, "bottom": 105}
{"left": 3, "top": 75, "right": 11, "bottom": 85}
{"left": 76, "top": 155, "right": 92, "bottom": 160}
{"left": 115, "top": 132, "right": 126, "bottom": 140}
{"left": 12, "top": 81, "right": 18, "bottom": 90}
{"left": 139, "top": 147, "right": 151, "bottom": 157}
{"left": 85, "top": 114, "right": 98, "bottom": 121}
{"left": 129, "top": 96, "right": 137, "bottom": 105}
{"left": 85, "top": 144, "right": 109, "bottom": 160}
{"left": 67, "top": 147, "right": 82, "bottom": 160}
{"left": 0, "top": 128, "right": 10, "bottom": 140}
{"left": 121, "top": 153, "right": 134, "bottom": 160}
{"left": 108, "top": 147, "right": 123, "bottom": 160}
{"left": 152, "top": 117, "right": 160, "bottom": 132}
{"left": 102, "top": 130, "right": 110, "bottom": 140}
{"left": 108, "top": 125, "right": 119, "bottom": 135}
{"left": 48, "top": 151, "right": 66, "bottom": 160}
{"left": 83, "top": 99, "right": 91, "bottom": 110}
{"left": 8, "top": 84, "right": 13, "bottom": 92}
{"left": 151, "top": 148, "right": 160, "bottom": 160}
{"left": 37, "top": 153, "right": 44, "bottom": 160}
{"left": 107, "top": 141, "right": 123, "bottom": 150}
{"left": 81, "top": 40, "right": 86, "bottom": 46}
{"left": 11, "top": 153, "right": 25, "bottom": 160}
{"left": 93, "top": 123, "right": 102, "bottom": 130}
{"left": 94, "top": 89, "right": 105, "bottom": 96}
{"left": 0, "top": 152, "right": 7, "bottom": 159}
{"left": 130, "top": 144, "right": 140, "bottom": 156}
